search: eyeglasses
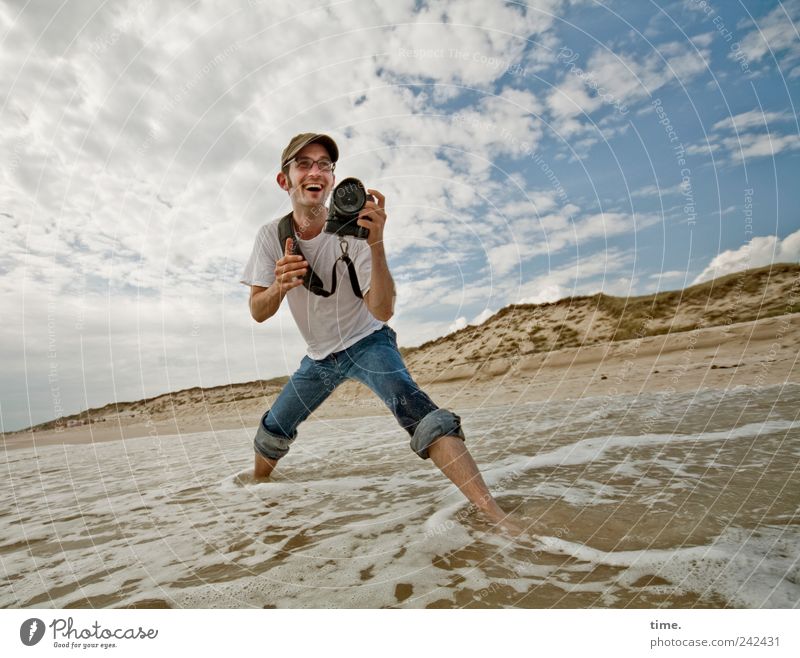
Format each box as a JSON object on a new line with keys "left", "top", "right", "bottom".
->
{"left": 287, "top": 156, "right": 336, "bottom": 172}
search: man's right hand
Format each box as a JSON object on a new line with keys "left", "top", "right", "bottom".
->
{"left": 274, "top": 238, "right": 308, "bottom": 294}
{"left": 249, "top": 238, "right": 308, "bottom": 322}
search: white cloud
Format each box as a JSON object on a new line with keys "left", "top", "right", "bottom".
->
{"left": 448, "top": 316, "right": 467, "bottom": 332}
{"left": 380, "top": 0, "right": 561, "bottom": 86}
{"left": 487, "top": 243, "right": 524, "bottom": 277}
{"left": 501, "top": 190, "right": 560, "bottom": 216}
{"left": 685, "top": 141, "right": 722, "bottom": 156}
{"left": 692, "top": 229, "right": 800, "bottom": 284}
{"left": 711, "top": 109, "right": 791, "bottom": 133}
{"left": 573, "top": 211, "right": 657, "bottom": 241}
{"left": 630, "top": 182, "right": 684, "bottom": 199}
{"left": 517, "top": 249, "right": 634, "bottom": 304}
{"left": 690, "top": 32, "right": 714, "bottom": 49}
{"left": 721, "top": 131, "right": 800, "bottom": 161}
{"left": 546, "top": 40, "right": 709, "bottom": 139}
{"left": 547, "top": 73, "right": 604, "bottom": 124}
{"left": 691, "top": 108, "right": 799, "bottom": 164}
{"left": 482, "top": 207, "right": 658, "bottom": 285}
{"left": 734, "top": 0, "right": 800, "bottom": 67}
{"left": 650, "top": 270, "right": 687, "bottom": 281}
{"left": 519, "top": 282, "right": 565, "bottom": 304}
{"left": 471, "top": 308, "right": 495, "bottom": 325}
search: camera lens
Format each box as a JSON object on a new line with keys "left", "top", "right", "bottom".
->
{"left": 333, "top": 178, "right": 367, "bottom": 215}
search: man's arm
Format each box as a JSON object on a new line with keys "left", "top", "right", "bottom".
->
{"left": 249, "top": 284, "right": 283, "bottom": 322}
{"left": 363, "top": 243, "right": 395, "bottom": 322}
{"left": 249, "top": 237, "right": 307, "bottom": 322}
{"left": 358, "top": 189, "right": 395, "bottom": 322}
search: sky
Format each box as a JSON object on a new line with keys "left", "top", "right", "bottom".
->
{"left": 1, "top": 0, "right": 799, "bottom": 432}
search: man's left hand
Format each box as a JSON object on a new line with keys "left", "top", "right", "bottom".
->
{"left": 357, "top": 189, "right": 386, "bottom": 249}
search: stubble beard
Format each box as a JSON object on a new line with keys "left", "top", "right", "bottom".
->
{"left": 288, "top": 177, "right": 328, "bottom": 217}
{"left": 287, "top": 179, "right": 329, "bottom": 235}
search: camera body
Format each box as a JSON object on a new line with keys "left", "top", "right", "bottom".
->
{"left": 324, "top": 177, "right": 370, "bottom": 239}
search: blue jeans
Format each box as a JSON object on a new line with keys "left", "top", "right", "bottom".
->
{"left": 253, "top": 326, "right": 464, "bottom": 461}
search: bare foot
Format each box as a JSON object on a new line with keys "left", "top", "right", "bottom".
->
{"left": 478, "top": 503, "right": 528, "bottom": 537}
{"left": 494, "top": 513, "right": 528, "bottom": 538}
{"left": 254, "top": 452, "right": 277, "bottom": 479}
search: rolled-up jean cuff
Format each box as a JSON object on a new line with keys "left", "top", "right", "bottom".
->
{"left": 410, "top": 408, "right": 465, "bottom": 460}
{"left": 253, "top": 410, "right": 296, "bottom": 461}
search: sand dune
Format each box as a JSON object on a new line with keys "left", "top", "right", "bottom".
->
{"left": 5, "top": 263, "right": 799, "bottom": 449}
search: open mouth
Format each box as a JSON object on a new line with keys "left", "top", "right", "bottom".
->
{"left": 303, "top": 184, "right": 323, "bottom": 192}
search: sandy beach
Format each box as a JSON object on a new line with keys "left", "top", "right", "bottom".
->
{"left": 2, "top": 372, "right": 797, "bottom": 608}
{"left": 7, "top": 312, "right": 798, "bottom": 450}
{"left": 3, "top": 267, "right": 798, "bottom": 609}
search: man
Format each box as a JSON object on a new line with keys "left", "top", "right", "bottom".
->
{"left": 241, "top": 133, "right": 517, "bottom": 530}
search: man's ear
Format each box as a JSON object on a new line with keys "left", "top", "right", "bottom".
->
{"left": 277, "top": 171, "right": 289, "bottom": 191}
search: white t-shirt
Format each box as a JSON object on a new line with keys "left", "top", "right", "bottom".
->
{"left": 241, "top": 217, "right": 383, "bottom": 360}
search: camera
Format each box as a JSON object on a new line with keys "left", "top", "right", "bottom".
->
{"left": 324, "top": 177, "right": 371, "bottom": 239}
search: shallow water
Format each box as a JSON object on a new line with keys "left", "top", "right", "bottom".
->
{"left": 2, "top": 384, "right": 799, "bottom": 608}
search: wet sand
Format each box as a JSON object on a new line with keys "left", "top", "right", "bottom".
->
{"left": 2, "top": 384, "right": 798, "bottom": 608}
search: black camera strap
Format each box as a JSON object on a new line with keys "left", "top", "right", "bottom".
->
{"left": 278, "top": 212, "right": 363, "bottom": 299}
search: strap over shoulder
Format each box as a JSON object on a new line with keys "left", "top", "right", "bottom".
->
{"left": 277, "top": 212, "right": 363, "bottom": 299}
{"left": 277, "top": 211, "right": 294, "bottom": 251}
